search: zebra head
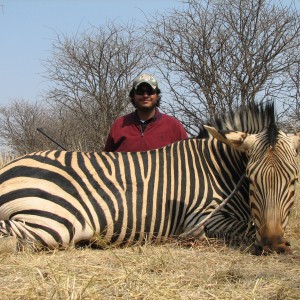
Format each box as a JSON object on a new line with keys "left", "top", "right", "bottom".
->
{"left": 204, "top": 103, "right": 300, "bottom": 254}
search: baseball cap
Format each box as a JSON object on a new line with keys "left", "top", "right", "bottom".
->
{"left": 132, "top": 74, "right": 158, "bottom": 90}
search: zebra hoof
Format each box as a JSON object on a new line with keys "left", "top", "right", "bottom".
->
{"left": 0, "top": 236, "right": 18, "bottom": 253}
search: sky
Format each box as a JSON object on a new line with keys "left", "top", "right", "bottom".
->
{"left": 0, "top": 0, "right": 184, "bottom": 106}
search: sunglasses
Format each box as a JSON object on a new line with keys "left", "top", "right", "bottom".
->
{"left": 135, "top": 89, "right": 156, "bottom": 95}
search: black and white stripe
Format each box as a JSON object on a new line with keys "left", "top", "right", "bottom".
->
{"left": 0, "top": 103, "right": 299, "bottom": 253}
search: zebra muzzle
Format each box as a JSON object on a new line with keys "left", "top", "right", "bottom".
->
{"left": 252, "top": 237, "right": 291, "bottom": 255}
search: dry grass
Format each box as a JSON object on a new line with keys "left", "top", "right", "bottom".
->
{"left": 0, "top": 239, "right": 300, "bottom": 299}
{"left": 0, "top": 155, "right": 300, "bottom": 299}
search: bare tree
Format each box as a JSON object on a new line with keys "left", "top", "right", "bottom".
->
{"left": 278, "top": 60, "right": 300, "bottom": 131}
{"left": 147, "top": 0, "right": 300, "bottom": 135}
{"left": 0, "top": 100, "right": 61, "bottom": 155}
{"left": 0, "top": 98, "right": 108, "bottom": 155}
{"left": 43, "top": 22, "right": 151, "bottom": 151}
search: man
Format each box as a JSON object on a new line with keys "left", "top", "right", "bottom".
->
{"left": 104, "top": 74, "right": 188, "bottom": 152}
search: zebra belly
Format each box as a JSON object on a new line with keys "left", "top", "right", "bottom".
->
{"left": 0, "top": 181, "right": 179, "bottom": 247}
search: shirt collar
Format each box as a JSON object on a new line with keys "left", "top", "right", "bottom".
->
{"left": 132, "top": 108, "right": 161, "bottom": 124}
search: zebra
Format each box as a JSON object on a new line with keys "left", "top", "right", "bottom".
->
{"left": 0, "top": 103, "right": 299, "bottom": 254}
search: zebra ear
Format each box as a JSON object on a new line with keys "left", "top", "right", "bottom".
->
{"left": 291, "top": 133, "right": 300, "bottom": 154}
{"left": 204, "top": 125, "right": 255, "bottom": 152}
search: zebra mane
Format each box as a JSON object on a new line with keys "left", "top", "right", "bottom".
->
{"left": 200, "top": 102, "right": 279, "bottom": 145}
{"left": 217, "top": 102, "right": 277, "bottom": 133}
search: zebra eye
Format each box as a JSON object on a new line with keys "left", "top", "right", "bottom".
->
{"left": 291, "top": 178, "right": 298, "bottom": 185}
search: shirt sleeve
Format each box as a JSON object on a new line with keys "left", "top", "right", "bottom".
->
{"left": 103, "top": 131, "right": 114, "bottom": 152}
{"left": 179, "top": 123, "right": 188, "bottom": 139}
{"left": 174, "top": 119, "right": 188, "bottom": 140}
{"left": 104, "top": 121, "right": 118, "bottom": 152}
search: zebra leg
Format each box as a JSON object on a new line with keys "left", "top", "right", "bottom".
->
{"left": 204, "top": 212, "right": 255, "bottom": 244}
{"left": 0, "top": 220, "right": 46, "bottom": 251}
{"left": 179, "top": 215, "right": 208, "bottom": 240}
{"left": 180, "top": 211, "right": 255, "bottom": 247}
{"left": 0, "top": 219, "right": 74, "bottom": 250}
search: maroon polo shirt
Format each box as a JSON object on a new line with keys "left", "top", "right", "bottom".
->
{"left": 104, "top": 109, "right": 188, "bottom": 152}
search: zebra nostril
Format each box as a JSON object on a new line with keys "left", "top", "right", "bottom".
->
{"left": 275, "top": 242, "right": 291, "bottom": 254}
{"left": 251, "top": 244, "right": 263, "bottom": 255}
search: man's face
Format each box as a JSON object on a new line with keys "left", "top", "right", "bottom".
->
{"left": 134, "top": 83, "right": 158, "bottom": 111}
